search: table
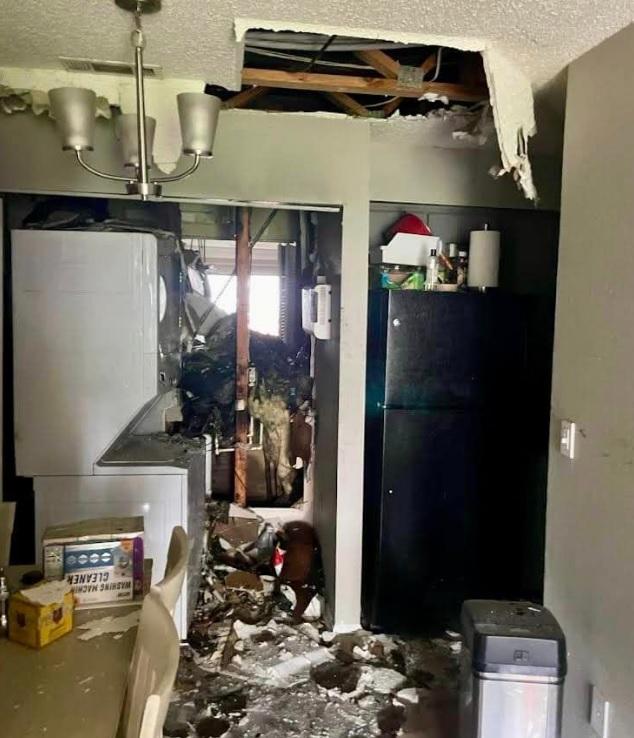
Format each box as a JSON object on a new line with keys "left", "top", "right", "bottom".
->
{"left": 0, "top": 567, "right": 138, "bottom": 738}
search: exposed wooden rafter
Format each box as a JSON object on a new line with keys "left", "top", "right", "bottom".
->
{"left": 241, "top": 68, "right": 488, "bottom": 103}
{"left": 383, "top": 52, "right": 438, "bottom": 116}
{"left": 323, "top": 91, "right": 371, "bottom": 117}
{"left": 354, "top": 49, "right": 400, "bottom": 79}
{"left": 222, "top": 86, "right": 270, "bottom": 110}
{"left": 234, "top": 208, "right": 250, "bottom": 508}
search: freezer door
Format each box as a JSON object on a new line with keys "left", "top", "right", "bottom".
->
{"left": 368, "top": 408, "right": 482, "bottom": 632}
{"left": 383, "top": 291, "right": 525, "bottom": 409}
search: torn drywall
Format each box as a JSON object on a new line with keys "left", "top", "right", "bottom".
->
{"left": 0, "top": 83, "right": 111, "bottom": 118}
{"left": 482, "top": 48, "right": 537, "bottom": 200}
{"left": 368, "top": 105, "right": 496, "bottom": 149}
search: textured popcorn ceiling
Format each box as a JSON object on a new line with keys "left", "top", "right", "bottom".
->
{"left": 0, "top": 0, "right": 631, "bottom": 92}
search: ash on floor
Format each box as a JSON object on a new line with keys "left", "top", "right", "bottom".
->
{"left": 168, "top": 503, "right": 461, "bottom": 738}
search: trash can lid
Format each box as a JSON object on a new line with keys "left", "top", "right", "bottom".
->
{"left": 461, "top": 600, "right": 567, "bottom": 678}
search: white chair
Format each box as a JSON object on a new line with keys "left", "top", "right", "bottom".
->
{"left": 119, "top": 590, "right": 180, "bottom": 738}
{"left": 139, "top": 695, "right": 163, "bottom": 738}
{"left": 151, "top": 526, "right": 189, "bottom": 616}
{"left": 0, "top": 502, "right": 16, "bottom": 568}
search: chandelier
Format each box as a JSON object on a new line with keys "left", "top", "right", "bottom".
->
{"left": 48, "top": 0, "right": 221, "bottom": 200}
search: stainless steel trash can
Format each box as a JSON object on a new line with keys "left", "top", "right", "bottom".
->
{"left": 460, "top": 600, "right": 567, "bottom": 738}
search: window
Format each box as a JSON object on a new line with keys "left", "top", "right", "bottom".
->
{"left": 207, "top": 274, "right": 281, "bottom": 336}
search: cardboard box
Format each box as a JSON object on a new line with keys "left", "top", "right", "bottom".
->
{"left": 379, "top": 233, "right": 441, "bottom": 267}
{"left": 9, "top": 581, "right": 74, "bottom": 649}
{"left": 42, "top": 517, "right": 144, "bottom": 605}
{"left": 64, "top": 538, "right": 142, "bottom": 605}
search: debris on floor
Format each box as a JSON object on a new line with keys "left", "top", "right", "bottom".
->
{"left": 170, "top": 502, "right": 461, "bottom": 737}
{"left": 76, "top": 610, "right": 140, "bottom": 641}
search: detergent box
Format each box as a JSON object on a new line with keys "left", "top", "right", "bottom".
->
{"left": 9, "top": 580, "right": 74, "bottom": 649}
{"left": 42, "top": 517, "right": 144, "bottom": 605}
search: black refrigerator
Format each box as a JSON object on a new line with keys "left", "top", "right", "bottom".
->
{"left": 362, "top": 290, "right": 539, "bottom": 633}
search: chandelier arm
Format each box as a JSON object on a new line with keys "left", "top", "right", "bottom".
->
{"left": 75, "top": 151, "right": 134, "bottom": 183}
{"left": 152, "top": 155, "right": 201, "bottom": 183}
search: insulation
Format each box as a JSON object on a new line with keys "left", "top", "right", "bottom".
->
{"left": 0, "top": 83, "right": 111, "bottom": 118}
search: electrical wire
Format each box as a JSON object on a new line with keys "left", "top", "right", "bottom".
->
{"left": 245, "top": 31, "right": 425, "bottom": 52}
{"left": 364, "top": 97, "right": 400, "bottom": 108}
{"left": 302, "top": 35, "right": 337, "bottom": 72}
{"left": 429, "top": 47, "right": 443, "bottom": 82}
{"left": 245, "top": 46, "right": 373, "bottom": 72}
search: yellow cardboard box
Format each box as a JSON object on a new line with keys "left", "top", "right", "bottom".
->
{"left": 9, "top": 586, "right": 74, "bottom": 649}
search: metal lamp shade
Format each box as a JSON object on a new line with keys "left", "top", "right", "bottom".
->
{"left": 116, "top": 114, "right": 156, "bottom": 168}
{"left": 49, "top": 87, "right": 97, "bottom": 151}
{"left": 177, "top": 93, "right": 221, "bottom": 157}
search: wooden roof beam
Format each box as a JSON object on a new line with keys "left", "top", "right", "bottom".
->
{"left": 383, "top": 52, "right": 438, "bottom": 117}
{"left": 354, "top": 49, "right": 400, "bottom": 79}
{"left": 222, "top": 86, "right": 270, "bottom": 110}
{"left": 323, "top": 91, "right": 371, "bottom": 117}
{"left": 241, "top": 68, "right": 488, "bottom": 103}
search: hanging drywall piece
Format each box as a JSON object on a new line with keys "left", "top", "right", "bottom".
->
{"left": 234, "top": 20, "right": 537, "bottom": 200}
{"left": 482, "top": 48, "right": 537, "bottom": 200}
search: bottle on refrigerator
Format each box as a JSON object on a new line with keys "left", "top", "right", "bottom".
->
{"left": 456, "top": 250, "right": 469, "bottom": 289}
{"left": 425, "top": 248, "right": 439, "bottom": 290}
{"left": 449, "top": 243, "right": 459, "bottom": 271}
{"left": 442, "top": 243, "right": 459, "bottom": 284}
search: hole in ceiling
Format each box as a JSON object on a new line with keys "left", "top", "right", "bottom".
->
{"left": 207, "top": 30, "right": 488, "bottom": 119}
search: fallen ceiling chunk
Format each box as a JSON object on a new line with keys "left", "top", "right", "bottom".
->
{"left": 19, "top": 579, "right": 72, "bottom": 607}
{"left": 76, "top": 610, "right": 140, "bottom": 640}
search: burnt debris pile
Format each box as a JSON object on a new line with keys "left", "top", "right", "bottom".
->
{"left": 169, "top": 502, "right": 462, "bottom": 738}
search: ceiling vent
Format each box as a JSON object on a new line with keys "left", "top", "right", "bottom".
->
{"left": 59, "top": 56, "right": 163, "bottom": 78}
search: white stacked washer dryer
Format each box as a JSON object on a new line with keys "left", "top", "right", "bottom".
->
{"left": 12, "top": 229, "right": 208, "bottom": 638}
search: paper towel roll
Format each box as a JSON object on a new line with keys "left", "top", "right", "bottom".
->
{"left": 468, "top": 229, "right": 500, "bottom": 289}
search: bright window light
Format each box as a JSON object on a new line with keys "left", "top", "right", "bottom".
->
{"left": 207, "top": 274, "right": 280, "bottom": 336}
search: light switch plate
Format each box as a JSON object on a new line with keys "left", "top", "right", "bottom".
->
{"left": 560, "top": 420, "right": 576, "bottom": 459}
{"left": 590, "top": 685, "right": 610, "bottom": 737}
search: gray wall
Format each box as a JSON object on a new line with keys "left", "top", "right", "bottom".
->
{"left": 312, "top": 211, "right": 342, "bottom": 626}
{"left": 370, "top": 142, "right": 561, "bottom": 212}
{"left": 545, "top": 23, "right": 634, "bottom": 738}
